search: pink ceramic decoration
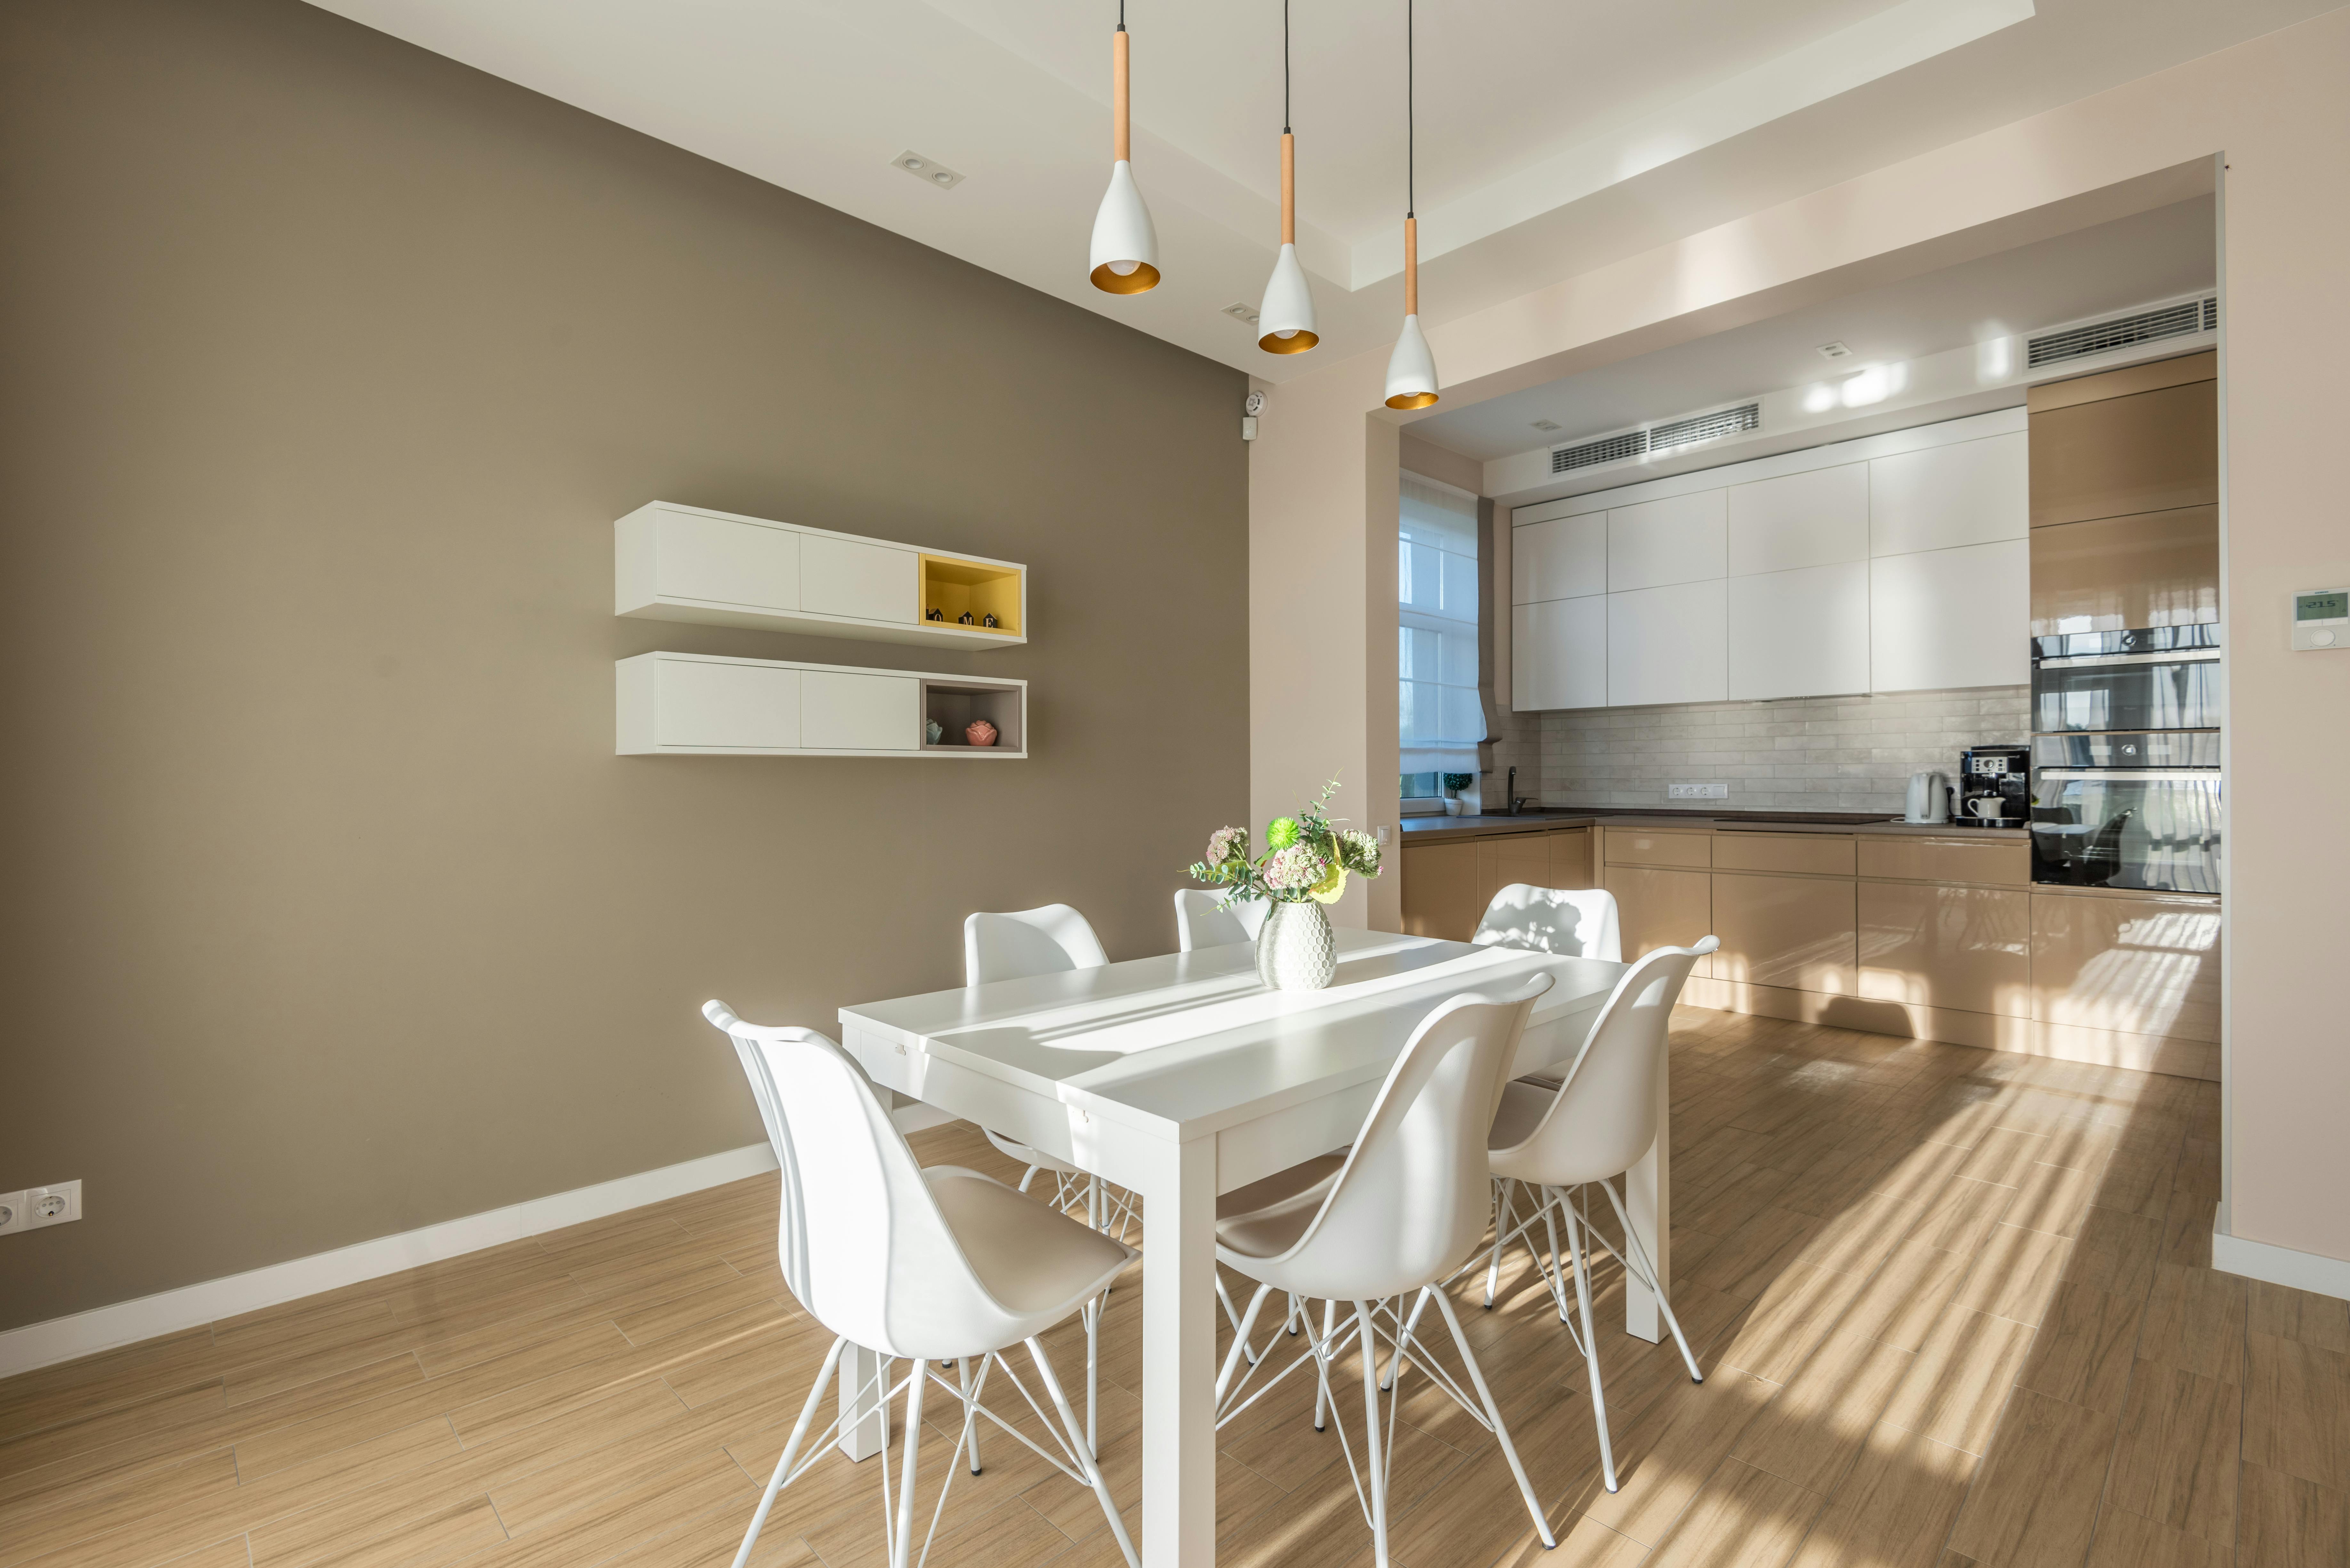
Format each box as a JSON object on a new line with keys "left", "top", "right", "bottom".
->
{"left": 965, "top": 719, "right": 999, "bottom": 748}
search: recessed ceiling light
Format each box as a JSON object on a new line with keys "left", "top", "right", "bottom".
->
{"left": 1531, "top": 419, "right": 1562, "bottom": 432}
{"left": 1223, "top": 302, "right": 1261, "bottom": 324}
{"left": 1817, "top": 340, "right": 1852, "bottom": 360}
{"left": 892, "top": 150, "right": 964, "bottom": 190}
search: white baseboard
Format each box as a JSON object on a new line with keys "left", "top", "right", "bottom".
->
{"left": 2213, "top": 1227, "right": 2350, "bottom": 1303}
{"left": 0, "top": 1142, "right": 779, "bottom": 1380}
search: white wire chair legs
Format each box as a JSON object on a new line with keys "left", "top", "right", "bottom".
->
{"left": 1488, "top": 1175, "right": 1704, "bottom": 1494}
{"left": 1211, "top": 1282, "right": 1554, "bottom": 1567}
{"left": 1009, "top": 1168, "right": 1136, "bottom": 1458}
{"left": 730, "top": 1330, "right": 1137, "bottom": 1568}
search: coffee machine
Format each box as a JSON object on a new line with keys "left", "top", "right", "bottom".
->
{"left": 1957, "top": 745, "right": 2030, "bottom": 827}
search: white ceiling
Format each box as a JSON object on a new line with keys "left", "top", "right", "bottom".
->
{"left": 304, "top": 0, "right": 2331, "bottom": 380}
{"left": 1411, "top": 195, "right": 2217, "bottom": 460}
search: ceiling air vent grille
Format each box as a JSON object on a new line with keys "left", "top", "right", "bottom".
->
{"left": 1552, "top": 430, "right": 1650, "bottom": 473}
{"left": 1652, "top": 402, "right": 1760, "bottom": 452}
{"left": 2028, "top": 298, "right": 2215, "bottom": 368}
{"left": 1550, "top": 402, "right": 1762, "bottom": 474}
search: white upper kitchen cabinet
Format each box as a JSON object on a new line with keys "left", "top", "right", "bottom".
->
{"left": 1868, "top": 432, "right": 2028, "bottom": 556}
{"left": 1512, "top": 512, "right": 1607, "bottom": 604}
{"left": 1870, "top": 539, "right": 2029, "bottom": 691}
{"left": 1511, "top": 595, "right": 1606, "bottom": 710}
{"left": 1607, "top": 491, "right": 1726, "bottom": 592}
{"left": 1726, "top": 463, "right": 1868, "bottom": 576}
{"left": 1727, "top": 561, "right": 1871, "bottom": 700}
{"left": 616, "top": 501, "right": 1025, "bottom": 648}
{"left": 1608, "top": 580, "right": 1727, "bottom": 707}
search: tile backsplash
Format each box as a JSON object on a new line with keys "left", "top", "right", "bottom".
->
{"left": 1533, "top": 686, "right": 2031, "bottom": 813}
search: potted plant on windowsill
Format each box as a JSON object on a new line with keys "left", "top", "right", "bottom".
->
{"left": 1187, "top": 778, "right": 1384, "bottom": 991}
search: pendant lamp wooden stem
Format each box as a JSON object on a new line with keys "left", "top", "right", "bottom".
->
{"left": 1280, "top": 132, "right": 1296, "bottom": 244}
{"left": 1113, "top": 27, "right": 1131, "bottom": 162}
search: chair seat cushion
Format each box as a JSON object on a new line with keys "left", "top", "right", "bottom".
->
{"left": 1487, "top": 1079, "right": 1555, "bottom": 1158}
{"left": 1213, "top": 1152, "right": 1346, "bottom": 1262}
{"left": 926, "top": 1167, "right": 1133, "bottom": 1316}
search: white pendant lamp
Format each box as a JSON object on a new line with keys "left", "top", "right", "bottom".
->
{"left": 1256, "top": 0, "right": 1317, "bottom": 354}
{"left": 1383, "top": 0, "right": 1439, "bottom": 410}
{"left": 1089, "top": 1, "right": 1160, "bottom": 294}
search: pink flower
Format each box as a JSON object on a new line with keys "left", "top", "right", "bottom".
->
{"left": 1263, "top": 844, "right": 1326, "bottom": 891}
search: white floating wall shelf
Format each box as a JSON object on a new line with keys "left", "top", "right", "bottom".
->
{"left": 617, "top": 652, "right": 1027, "bottom": 759}
{"left": 616, "top": 501, "right": 1026, "bottom": 649}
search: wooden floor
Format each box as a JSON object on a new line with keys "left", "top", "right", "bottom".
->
{"left": 4, "top": 1010, "right": 2344, "bottom": 1568}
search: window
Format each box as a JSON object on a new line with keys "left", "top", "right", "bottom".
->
{"left": 1399, "top": 474, "right": 1482, "bottom": 783}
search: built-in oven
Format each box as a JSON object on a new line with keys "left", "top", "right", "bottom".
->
{"left": 2029, "top": 732, "right": 2221, "bottom": 893}
{"left": 2029, "top": 626, "right": 2221, "bottom": 894}
{"left": 2031, "top": 624, "right": 2220, "bottom": 734}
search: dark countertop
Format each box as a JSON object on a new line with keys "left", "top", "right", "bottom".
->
{"left": 1398, "top": 807, "right": 2031, "bottom": 843}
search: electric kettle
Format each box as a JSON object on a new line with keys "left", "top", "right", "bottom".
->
{"left": 1904, "top": 771, "right": 1950, "bottom": 824}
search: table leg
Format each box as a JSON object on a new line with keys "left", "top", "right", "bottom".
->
{"left": 1138, "top": 1135, "right": 1218, "bottom": 1568}
{"left": 838, "top": 1342, "right": 890, "bottom": 1460}
{"left": 1621, "top": 1052, "right": 1670, "bottom": 1344}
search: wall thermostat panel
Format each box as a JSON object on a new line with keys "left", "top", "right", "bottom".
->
{"left": 2292, "top": 587, "right": 2348, "bottom": 650}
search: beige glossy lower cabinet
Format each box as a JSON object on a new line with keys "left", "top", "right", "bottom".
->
{"left": 1400, "top": 840, "right": 1482, "bottom": 941}
{"left": 1477, "top": 834, "right": 1553, "bottom": 913}
{"left": 1604, "top": 864, "right": 1714, "bottom": 972}
{"left": 1858, "top": 881, "right": 2031, "bottom": 1018}
{"left": 2030, "top": 890, "right": 2222, "bottom": 1043}
{"left": 1403, "top": 828, "right": 1598, "bottom": 941}
{"left": 1713, "top": 871, "right": 1857, "bottom": 993}
{"left": 1405, "top": 824, "right": 2218, "bottom": 1079}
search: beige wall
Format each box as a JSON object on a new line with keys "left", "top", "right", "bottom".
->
{"left": 0, "top": 0, "right": 1248, "bottom": 1330}
{"left": 1249, "top": 12, "right": 2350, "bottom": 1264}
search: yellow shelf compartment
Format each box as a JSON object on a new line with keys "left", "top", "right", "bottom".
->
{"left": 919, "top": 554, "right": 1025, "bottom": 639}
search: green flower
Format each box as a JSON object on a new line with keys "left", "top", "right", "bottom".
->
{"left": 1265, "top": 816, "right": 1301, "bottom": 851}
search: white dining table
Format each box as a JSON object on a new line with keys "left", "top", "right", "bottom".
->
{"left": 836, "top": 927, "right": 1663, "bottom": 1568}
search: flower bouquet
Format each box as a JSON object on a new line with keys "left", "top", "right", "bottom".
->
{"left": 1188, "top": 779, "right": 1382, "bottom": 990}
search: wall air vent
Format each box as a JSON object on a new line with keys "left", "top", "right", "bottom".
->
{"left": 2027, "top": 296, "right": 2217, "bottom": 368}
{"left": 1651, "top": 402, "right": 1761, "bottom": 452}
{"left": 1549, "top": 402, "right": 1763, "bottom": 475}
{"left": 1551, "top": 430, "right": 1649, "bottom": 473}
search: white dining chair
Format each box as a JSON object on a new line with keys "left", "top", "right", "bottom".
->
{"left": 1209, "top": 973, "right": 1559, "bottom": 1567}
{"left": 963, "top": 905, "right": 1121, "bottom": 1208}
{"left": 962, "top": 903, "right": 1133, "bottom": 1449}
{"left": 1173, "top": 887, "right": 1268, "bottom": 952}
{"left": 1472, "top": 883, "right": 1622, "bottom": 961}
{"left": 1481, "top": 937, "right": 1716, "bottom": 1493}
{"left": 703, "top": 1002, "right": 1139, "bottom": 1568}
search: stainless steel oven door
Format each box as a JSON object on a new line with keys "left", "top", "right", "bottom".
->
{"left": 2032, "top": 649, "right": 2220, "bottom": 733}
{"left": 2028, "top": 767, "right": 2222, "bottom": 893}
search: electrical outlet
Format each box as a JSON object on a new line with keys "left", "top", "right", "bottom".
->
{"left": 24, "top": 1180, "right": 80, "bottom": 1230}
{"left": 0, "top": 1192, "right": 23, "bottom": 1236}
{"left": 1667, "top": 782, "right": 1729, "bottom": 800}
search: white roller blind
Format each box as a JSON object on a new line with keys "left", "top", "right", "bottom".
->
{"left": 1400, "top": 474, "right": 1481, "bottom": 774}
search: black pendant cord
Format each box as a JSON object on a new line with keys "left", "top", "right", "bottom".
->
{"left": 1405, "top": 0, "right": 1415, "bottom": 219}
{"left": 1283, "top": 0, "right": 1292, "bottom": 134}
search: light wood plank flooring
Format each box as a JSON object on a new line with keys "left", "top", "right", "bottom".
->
{"left": 3, "top": 1010, "right": 2341, "bottom": 1568}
